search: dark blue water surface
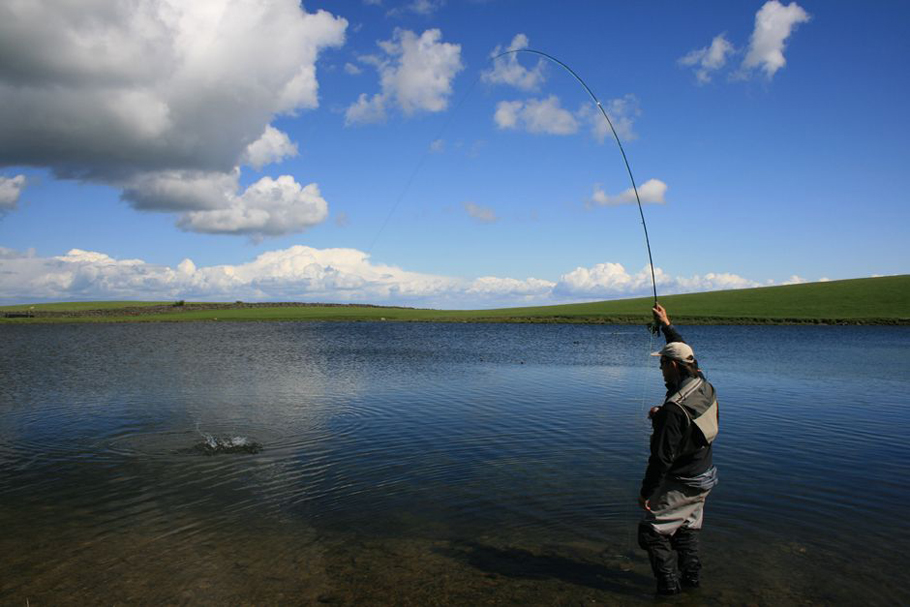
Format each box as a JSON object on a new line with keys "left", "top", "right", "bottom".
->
{"left": 1, "top": 322, "right": 908, "bottom": 605}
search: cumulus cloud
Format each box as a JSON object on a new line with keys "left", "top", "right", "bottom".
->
{"left": 494, "top": 96, "right": 578, "bottom": 135}
{"left": 482, "top": 34, "right": 547, "bottom": 91}
{"left": 679, "top": 34, "right": 736, "bottom": 84}
{"left": 589, "top": 178, "right": 667, "bottom": 207}
{"left": 495, "top": 94, "right": 640, "bottom": 142}
{"left": 178, "top": 178, "right": 329, "bottom": 239}
{"left": 554, "top": 263, "right": 762, "bottom": 299}
{"left": 579, "top": 94, "right": 641, "bottom": 142}
{"left": 0, "top": 1, "right": 346, "bottom": 235}
{"left": 401, "top": 0, "right": 446, "bottom": 16}
{"left": 121, "top": 170, "right": 327, "bottom": 240}
{"left": 344, "top": 62, "right": 362, "bottom": 75}
{"left": 679, "top": 2, "right": 808, "bottom": 84}
{"left": 741, "top": 1, "right": 810, "bottom": 79}
{"left": 345, "top": 93, "right": 388, "bottom": 125}
{"left": 462, "top": 201, "right": 498, "bottom": 224}
{"left": 466, "top": 276, "right": 556, "bottom": 299}
{"left": 345, "top": 29, "right": 463, "bottom": 125}
{"left": 1, "top": 245, "right": 800, "bottom": 307}
{"left": 0, "top": 174, "right": 27, "bottom": 211}
{"left": 242, "top": 126, "right": 299, "bottom": 170}
{"left": 0, "top": 1, "right": 346, "bottom": 178}
{"left": 0, "top": 245, "right": 458, "bottom": 304}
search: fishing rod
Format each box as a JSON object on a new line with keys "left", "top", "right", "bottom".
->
{"left": 495, "top": 49, "right": 661, "bottom": 334}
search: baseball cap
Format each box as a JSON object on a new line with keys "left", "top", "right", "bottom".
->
{"left": 650, "top": 342, "right": 696, "bottom": 363}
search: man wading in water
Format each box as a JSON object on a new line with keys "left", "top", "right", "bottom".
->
{"left": 638, "top": 304, "right": 720, "bottom": 596}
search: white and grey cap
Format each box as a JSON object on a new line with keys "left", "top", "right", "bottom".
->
{"left": 650, "top": 342, "right": 696, "bottom": 363}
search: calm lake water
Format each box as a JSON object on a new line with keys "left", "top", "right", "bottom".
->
{"left": 1, "top": 322, "right": 908, "bottom": 605}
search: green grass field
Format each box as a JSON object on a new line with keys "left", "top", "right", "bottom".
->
{"left": 2, "top": 275, "right": 908, "bottom": 325}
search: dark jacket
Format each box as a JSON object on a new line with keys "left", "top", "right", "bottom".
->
{"left": 639, "top": 325, "right": 716, "bottom": 499}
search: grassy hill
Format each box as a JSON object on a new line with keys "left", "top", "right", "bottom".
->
{"left": 1, "top": 275, "right": 908, "bottom": 325}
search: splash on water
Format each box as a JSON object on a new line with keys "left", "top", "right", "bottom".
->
{"left": 194, "top": 423, "right": 262, "bottom": 455}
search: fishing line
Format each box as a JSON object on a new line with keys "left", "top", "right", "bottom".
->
{"left": 365, "top": 74, "right": 483, "bottom": 256}
{"left": 369, "top": 50, "right": 661, "bottom": 323}
{"left": 365, "top": 49, "right": 665, "bottom": 558}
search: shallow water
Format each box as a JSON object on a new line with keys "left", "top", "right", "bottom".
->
{"left": 1, "top": 322, "right": 908, "bottom": 605}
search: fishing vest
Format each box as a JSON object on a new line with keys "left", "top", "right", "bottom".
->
{"left": 666, "top": 376, "right": 719, "bottom": 445}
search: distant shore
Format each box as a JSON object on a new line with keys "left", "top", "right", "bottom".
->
{"left": 2, "top": 275, "right": 908, "bottom": 326}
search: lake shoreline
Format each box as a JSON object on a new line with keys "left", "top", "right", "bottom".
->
{"left": 3, "top": 276, "right": 908, "bottom": 325}
{"left": 2, "top": 307, "right": 907, "bottom": 326}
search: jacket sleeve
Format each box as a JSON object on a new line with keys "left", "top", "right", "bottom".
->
{"left": 663, "top": 323, "right": 686, "bottom": 345}
{"left": 640, "top": 405, "right": 686, "bottom": 499}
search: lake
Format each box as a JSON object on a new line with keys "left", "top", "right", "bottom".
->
{"left": 1, "top": 322, "right": 908, "bottom": 605}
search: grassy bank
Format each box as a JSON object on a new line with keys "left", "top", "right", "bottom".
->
{"left": 1, "top": 275, "right": 908, "bottom": 325}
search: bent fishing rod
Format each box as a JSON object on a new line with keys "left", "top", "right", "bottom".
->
{"left": 495, "top": 49, "right": 661, "bottom": 334}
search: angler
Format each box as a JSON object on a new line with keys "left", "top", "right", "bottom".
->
{"left": 638, "top": 303, "right": 720, "bottom": 595}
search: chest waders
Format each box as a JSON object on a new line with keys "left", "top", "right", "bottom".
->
{"left": 639, "top": 376, "right": 720, "bottom": 595}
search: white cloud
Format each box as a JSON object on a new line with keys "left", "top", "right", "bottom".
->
{"left": 495, "top": 94, "right": 639, "bottom": 142}
{"left": 405, "top": 0, "right": 446, "bottom": 16}
{"left": 673, "top": 272, "right": 763, "bottom": 292}
{"left": 344, "top": 62, "right": 362, "bottom": 75}
{"left": 741, "top": 1, "right": 810, "bottom": 79}
{"left": 482, "top": 34, "right": 546, "bottom": 91}
{"left": 0, "top": 174, "right": 27, "bottom": 211}
{"left": 385, "top": 0, "right": 446, "bottom": 17}
{"left": 429, "top": 139, "right": 445, "bottom": 153}
{"left": 589, "top": 178, "right": 667, "bottom": 207}
{"left": 0, "top": 1, "right": 346, "bottom": 177}
{"left": 494, "top": 96, "right": 578, "bottom": 135}
{"left": 346, "top": 29, "right": 463, "bottom": 125}
{"left": 555, "top": 262, "right": 642, "bottom": 297}
{"left": 678, "top": 2, "right": 808, "bottom": 84}
{"left": 122, "top": 170, "right": 328, "bottom": 239}
{"left": 177, "top": 177, "right": 329, "bottom": 239}
{"left": 242, "top": 126, "right": 299, "bottom": 170}
{"left": 555, "top": 263, "right": 762, "bottom": 299}
{"left": 466, "top": 276, "right": 555, "bottom": 299}
{"left": 679, "top": 34, "right": 736, "bottom": 84}
{"left": 0, "top": 1, "right": 346, "bottom": 234}
{"left": 493, "top": 100, "right": 522, "bottom": 130}
{"left": 781, "top": 274, "right": 807, "bottom": 285}
{"left": 0, "top": 245, "right": 460, "bottom": 304}
{"left": 0, "top": 245, "right": 813, "bottom": 307}
{"left": 345, "top": 93, "right": 388, "bottom": 125}
{"left": 462, "top": 201, "right": 498, "bottom": 224}
{"left": 580, "top": 94, "right": 641, "bottom": 143}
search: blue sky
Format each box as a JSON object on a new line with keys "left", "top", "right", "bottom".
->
{"left": 0, "top": 0, "right": 907, "bottom": 307}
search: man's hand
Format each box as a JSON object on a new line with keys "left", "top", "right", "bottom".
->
{"left": 648, "top": 406, "right": 661, "bottom": 419}
{"left": 638, "top": 495, "right": 651, "bottom": 511}
{"left": 652, "top": 303, "right": 670, "bottom": 327}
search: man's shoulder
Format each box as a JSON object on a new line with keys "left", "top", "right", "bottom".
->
{"left": 656, "top": 402, "right": 689, "bottom": 423}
